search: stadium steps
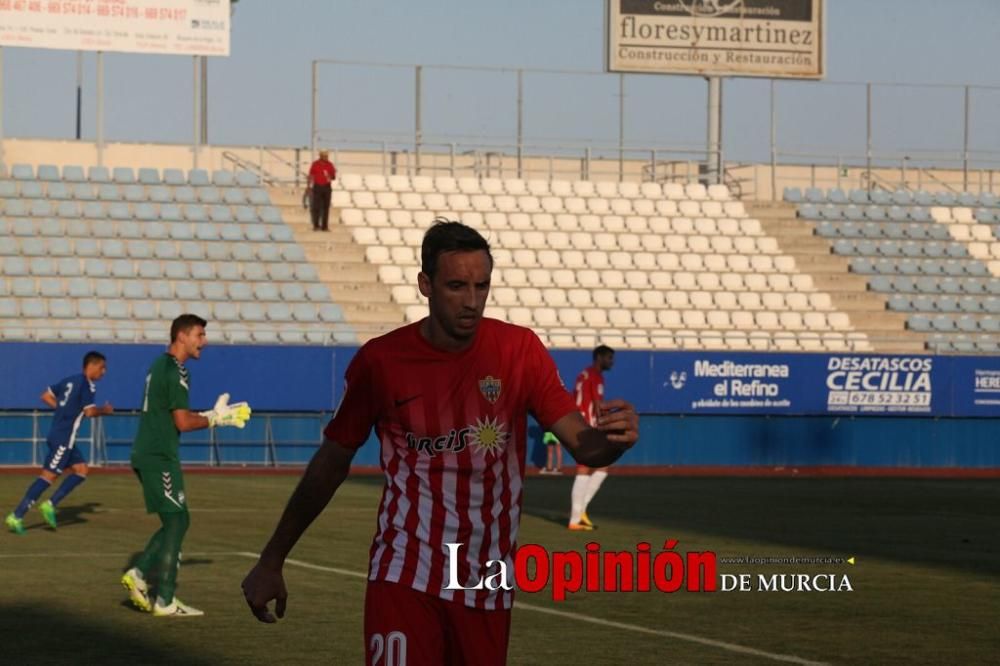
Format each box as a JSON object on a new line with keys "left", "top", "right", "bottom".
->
{"left": 269, "top": 187, "right": 404, "bottom": 338}
{"left": 747, "top": 200, "right": 927, "bottom": 352}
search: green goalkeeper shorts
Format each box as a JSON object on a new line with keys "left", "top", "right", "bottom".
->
{"left": 132, "top": 462, "right": 188, "bottom": 514}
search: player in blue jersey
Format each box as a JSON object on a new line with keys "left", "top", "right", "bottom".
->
{"left": 5, "top": 351, "right": 114, "bottom": 534}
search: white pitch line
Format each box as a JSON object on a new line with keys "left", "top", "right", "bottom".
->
{"left": 231, "top": 552, "right": 829, "bottom": 666}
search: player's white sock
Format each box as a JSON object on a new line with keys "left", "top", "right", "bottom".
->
{"left": 582, "top": 470, "right": 608, "bottom": 513}
{"left": 570, "top": 474, "right": 590, "bottom": 524}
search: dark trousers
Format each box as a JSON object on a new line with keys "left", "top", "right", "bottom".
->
{"left": 310, "top": 184, "right": 332, "bottom": 230}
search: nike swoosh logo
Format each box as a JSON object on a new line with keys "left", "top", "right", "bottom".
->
{"left": 394, "top": 395, "right": 421, "bottom": 408}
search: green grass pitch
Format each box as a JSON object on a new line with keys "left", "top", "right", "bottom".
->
{"left": 0, "top": 473, "right": 997, "bottom": 665}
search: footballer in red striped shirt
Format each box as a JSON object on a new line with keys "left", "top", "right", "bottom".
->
{"left": 243, "top": 220, "right": 639, "bottom": 666}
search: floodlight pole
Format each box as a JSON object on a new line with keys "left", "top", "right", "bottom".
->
{"left": 0, "top": 47, "right": 5, "bottom": 168}
{"left": 707, "top": 75, "right": 722, "bottom": 185}
{"left": 75, "top": 51, "right": 83, "bottom": 140}
{"left": 96, "top": 51, "right": 104, "bottom": 167}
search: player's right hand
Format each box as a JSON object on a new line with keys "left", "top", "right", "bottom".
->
{"left": 241, "top": 561, "right": 288, "bottom": 624}
{"left": 200, "top": 393, "right": 252, "bottom": 428}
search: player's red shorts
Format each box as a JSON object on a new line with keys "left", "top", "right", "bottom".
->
{"left": 364, "top": 580, "right": 511, "bottom": 666}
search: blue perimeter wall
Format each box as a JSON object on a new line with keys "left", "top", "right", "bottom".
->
{"left": 1, "top": 343, "right": 998, "bottom": 469}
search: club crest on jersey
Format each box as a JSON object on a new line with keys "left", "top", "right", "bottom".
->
{"left": 479, "top": 375, "right": 502, "bottom": 404}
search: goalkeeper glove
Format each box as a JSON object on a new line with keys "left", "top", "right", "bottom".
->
{"left": 200, "top": 393, "right": 252, "bottom": 429}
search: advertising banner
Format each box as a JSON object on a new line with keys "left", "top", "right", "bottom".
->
{"left": 607, "top": 0, "right": 824, "bottom": 79}
{"left": 0, "top": 0, "right": 230, "bottom": 56}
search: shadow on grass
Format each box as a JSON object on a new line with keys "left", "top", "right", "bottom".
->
{"left": 23, "top": 501, "right": 102, "bottom": 532}
{"left": 521, "top": 476, "right": 1000, "bottom": 578}
{"left": 0, "top": 603, "right": 217, "bottom": 666}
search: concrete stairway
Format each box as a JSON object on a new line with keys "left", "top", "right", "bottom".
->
{"left": 747, "top": 201, "right": 927, "bottom": 353}
{"left": 269, "top": 188, "right": 405, "bottom": 341}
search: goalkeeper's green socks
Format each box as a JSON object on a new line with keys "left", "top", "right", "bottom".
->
{"left": 154, "top": 509, "right": 190, "bottom": 605}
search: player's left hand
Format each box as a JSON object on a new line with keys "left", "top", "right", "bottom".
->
{"left": 597, "top": 399, "right": 639, "bottom": 448}
{"left": 242, "top": 561, "right": 288, "bottom": 624}
{"left": 101, "top": 402, "right": 114, "bottom": 415}
{"left": 201, "top": 393, "right": 252, "bottom": 428}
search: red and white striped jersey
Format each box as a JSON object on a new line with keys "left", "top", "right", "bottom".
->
{"left": 574, "top": 366, "right": 605, "bottom": 427}
{"left": 324, "top": 318, "right": 576, "bottom": 610}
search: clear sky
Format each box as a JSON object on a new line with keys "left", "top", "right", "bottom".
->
{"left": 2, "top": 0, "right": 999, "bottom": 165}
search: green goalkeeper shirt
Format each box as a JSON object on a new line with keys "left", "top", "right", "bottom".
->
{"left": 131, "top": 353, "right": 190, "bottom": 467}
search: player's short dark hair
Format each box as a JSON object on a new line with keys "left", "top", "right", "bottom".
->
{"left": 593, "top": 345, "right": 614, "bottom": 360}
{"left": 82, "top": 351, "right": 106, "bottom": 368}
{"left": 170, "top": 314, "right": 208, "bottom": 342}
{"left": 421, "top": 218, "right": 493, "bottom": 278}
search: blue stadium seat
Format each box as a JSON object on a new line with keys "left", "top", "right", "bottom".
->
{"left": 268, "top": 265, "right": 294, "bottom": 281}
{"left": 864, "top": 205, "right": 886, "bottom": 221}
{"left": 292, "top": 303, "right": 319, "bottom": 322}
{"left": 213, "top": 302, "right": 239, "bottom": 322}
{"left": 11, "top": 277, "right": 35, "bottom": 296}
{"left": 891, "top": 190, "right": 912, "bottom": 205}
{"left": 105, "top": 299, "right": 129, "bottom": 318}
{"left": 259, "top": 207, "right": 281, "bottom": 224}
{"left": 318, "top": 304, "right": 344, "bottom": 322}
{"left": 164, "top": 261, "right": 188, "bottom": 280}
{"left": 255, "top": 283, "right": 281, "bottom": 301}
{"left": 966, "top": 262, "right": 989, "bottom": 277}
{"left": 911, "top": 191, "right": 933, "bottom": 206}
{"left": 179, "top": 242, "right": 204, "bottom": 260}
{"left": 137, "top": 260, "right": 160, "bottom": 279}
{"left": 135, "top": 203, "right": 158, "bottom": 221}
{"left": 224, "top": 189, "right": 247, "bottom": 205}
{"left": 245, "top": 225, "right": 268, "bottom": 242}
{"left": 295, "top": 264, "right": 319, "bottom": 281}
{"left": 163, "top": 168, "right": 186, "bottom": 186}
{"left": 937, "top": 296, "right": 960, "bottom": 313}
{"left": 138, "top": 168, "right": 160, "bottom": 185}
{"left": 228, "top": 283, "right": 254, "bottom": 301}
{"left": 934, "top": 191, "right": 956, "bottom": 206}
{"left": 98, "top": 184, "right": 121, "bottom": 201}
{"left": 980, "top": 316, "right": 1000, "bottom": 332}
{"left": 957, "top": 192, "right": 978, "bottom": 207}
{"left": 72, "top": 183, "right": 96, "bottom": 200}
{"left": 127, "top": 240, "right": 152, "bottom": 259}
{"left": 159, "top": 204, "right": 183, "bottom": 222}
{"left": 848, "top": 189, "right": 869, "bottom": 205}
{"left": 887, "top": 294, "right": 911, "bottom": 311}
{"left": 899, "top": 259, "right": 921, "bottom": 275}
{"left": 938, "top": 277, "right": 961, "bottom": 294}
{"left": 983, "top": 297, "right": 1000, "bottom": 314}
{"left": 67, "top": 278, "right": 91, "bottom": 296}
{"left": 217, "top": 263, "right": 241, "bottom": 281}
{"left": 30, "top": 200, "right": 53, "bottom": 217}
{"left": 850, "top": 257, "right": 874, "bottom": 273}
{"left": 878, "top": 240, "right": 901, "bottom": 257}
{"left": 132, "top": 301, "right": 158, "bottom": 320}
{"left": 0, "top": 180, "right": 17, "bottom": 197}
{"left": 83, "top": 259, "right": 108, "bottom": 277}
{"left": 209, "top": 205, "right": 232, "bottom": 223}
{"left": 279, "top": 283, "right": 306, "bottom": 301}
{"left": 931, "top": 315, "right": 956, "bottom": 332}
{"left": 958, "top": 296, "right": 981, "bottom": 313}
{"left": 195, "top": 225, "right": 221, "bottom": 242}
{"left": 883, "top": 223, "right": 906, "bottom": 239}
{"left": 271, "top": 226, "right": 295, "bottom": 243}
{"left": 975, "top": 208, "right": 996, "bottom": 223}
{"left": 154, "top": 241, "right": 179, "bottom": 260}
{"left": 20, "top": 181, "right": 44, "bottom": 198}
{"left": 188, "top": 169, "right": 210, "bottom": 186}
{"left": 108, "top": 202, "right": 131, "bottom": 220}
{"left": 57, "top": 258, "right": 82, "bottom": 277}
{"left": 244, "top": 264, "right": 268, "bottom": 281}
{"left": 62, "top": 165, "right": 86, "bottom": 182}
{"left": 248, "top": 189, "right": 271, "bottom": 206}
{"left": 4, "top": 199, "right": 27, "bottom": 217}
{"left": 306, "top": 284, "right": 330, "bottom": 302}
{"left": 220, "top": 224, "right": 244, "bottom": 242}
{"left": 868, "top": 275, "right": 892, "bottom": 292}
{"left": 184, "top": 204, "right": 208, "bottom": 222}
{"left": 21, "top": 298, "right": 47, "bottom": 318}
{"left": 113, "top": 167, "right": 136, "bottom": 184}
{"left": 202, "top": 283, "right": 228, "bottom": 300}
{"left": 88, "top": 166, "right": 111, "bottom": 183}
{"left": 979, "top": 192, "right": 998, "bottom": 207}
{"left": 282, "top": 245, "right": 306, "bottom": 262}
{"left": 11, "top": 164, "right": 34, "bottom": 180}
{"left": 170, "top": 224, "right": 195, "bottom": 241}
{"left": 907, "top": 315, "right": 931, "bottom": 332}
{"left": 124, "top": 184, "right": 146, "bottom": 202}
{"left": 174, "top": 186, "right": 197, "bottom": 203}
{"left": 175, "top": 282, "right": 200, "bottom": 300}
{"left": 149, "top": 186, "right": 172, "bottom": 203}
{"left": 870, "top": 190, "right": 892, "bottom": 206}
{"left": 804, "top": 187, "right": 824, "bottom": 203}
{"left": 198, "top": 187, "right": 221, "bottom": 204}
{"left": 47, "top": 182, "right": 71, "bottom": 200}
{"left": 267, "top": 303, "right": 293, "bottom": 322}
{"left": 922, "top": 242, "right": 944, "bottom": 259}
{"left": 234, "top": 206, "right": 256, "bottom": 223}
{"left": 36, "top": 164, "right": 60, "bottom": 181}
{"left": 141, "top": 221, "right": 167, "bottom": 240}
{"left": 39, "top": 219, "right": 64, "bottom": 238}
{"left": 828, "top": 189, "right": 848, "bottom": 204}
{"left": 887, "top": 206, "right": 907, "bottom": 221}
{"left": 842, "top": 205, "right": 864, "bottom": 221}
{"left": 236, "top": 171, "right": 260, "bottom": 187}
{"left": 906, "top": 207, "right": 929, "bottom": 222}
{"left": 212, "top": 170, "right": 235, "bottom": 187}
{"left": 819, "top": 204, "right": 843, "bottom": 220}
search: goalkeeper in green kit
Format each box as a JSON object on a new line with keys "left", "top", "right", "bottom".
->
{"left": 121, "top": 314, "right": 251, "bottom": 617}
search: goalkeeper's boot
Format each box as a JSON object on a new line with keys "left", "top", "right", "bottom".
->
{"left": 5, "top": 512, "right": 25, "bottom": 535}
{"left": 580, "top": 512, "right": 595, "bottom": 529}
{"left": 153, "top": 597, "right": 204, "bottom": 617}
{"left": 568, "top": 521, "right": 594, "bottom": 531}
{"left": 38, "top": 500, "right": 57, "bottom": 529}
{"left": 121, "top": 568, "right": 152, "bottom": 612}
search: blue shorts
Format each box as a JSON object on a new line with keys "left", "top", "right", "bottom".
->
{"left": 43, "top": 441, "right": 86, "bottom": 474}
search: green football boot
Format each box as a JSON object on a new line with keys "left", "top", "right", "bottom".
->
{"left": 38, "top": 500, "right": 57, "bottom": 529}
{"left": 5, "top": 512, "right": 25, "bottom": 535}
